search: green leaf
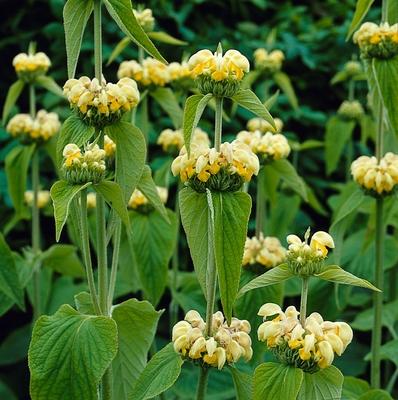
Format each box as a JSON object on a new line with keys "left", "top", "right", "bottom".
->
{"left": 103, "top": 0, "right": 166, "bottom": 63}
{"left": 378, "top": 339, "right": 398, "bottom": 366}
{"left": 315, "top": 264, "right": 380, "bottom": 292}
{"left": 56, "top": 115, "right": 95, "bottom": 167}
{"left": 325, "top": 116, "right": 356, "bottom": 175}
{"left": 107, "top": 36, "right": 131, "bottom": 65}
{"left": 41, "top": 244, "right": 84, "bottom": 277}
{"left": 371, "top": 56, "right": 398, "bottom": 136}
{"left": 273, "top": 71, "right": 298, "bottom": 109}
{"left": 254, "top": 362, "right": 303, "bottom": 400}
{"left": 358, "top": 390, "right": 393, "bottom": 400}
{"left": 342, "top": 376, "right": 370, "bottom": 399}
{"left": 231, "top": 89, "right": 275, "bottom": 129}
{"left": 297, "top": 366, "right": 344, "bottom": 400}
{"left": 0, "top": 323, "right": 31, "bottom": 366}
{"left": 130, "top": 210, "right": 177, "bottom": 305}
{"left": 268, "top": 159, "right": 308, "bottom": 201}
{"left": 112, "top": 298, "right": 162, "bottom": 399}
{"left": 148, "top": 31, "right": 187, "bottom": 45}
{"left": 179, "top": 187, "right": 209, "bottom": 297}
{"left": 0, "top": 380, "right": 17, "bottom": 400}
{"left": 94, "top": 180, "right": 129, "bottom": 227}
{"left": 137, "top": 165, "right": 169, "bottom": 222}
{"left": 238, "top": 264, "right": 293, "bottom": 297}
{"left": 229, "top": 367, "right": 252, "bottom": 400}
{"left": 183, "top": 94, "right": 213, "bottom": 155}
{"left": 63, "top": 0, "right": 94, "bottom": 78}
{"left": 74, "top": 291, "right": 95, "bottom": 315}
{"left": 150, "top": 87, "right": 183, "bottom": 129}
{"left": 331, "top": 70, "right": 349, "bottom": 85}
{"left": 5, "top": 144, "right": 35, "bottom": 216}
{"left": 50, "top": 180, "right": 92, "bottom": 241}
{"left": 35, "top": 76, "right": 64, "bottom": 97}
{"left": 129, "top": 343, "right": 183, "bottom": 400}
{"left": 387, "top": 0, "right": 398, "bottom": 24}
{"left": 346, "top": 0, "right": 375, "bottom": 40}
{"left": 264, "top": 90, "right": 280, "bottom": 110}
{"left": 29, "top": 304, "right": 118, "bottom": 400}
{"left": 0, "top": 233, "right": 24, "bottom": 310}
{"left": 2, "top": 79, "right": 25, "bottom": 123}
{"left": 105, "top": 121, "right": 146, "bottom": 203}
{"left": 212, "top": 191, "right": 252, "bottom": 322}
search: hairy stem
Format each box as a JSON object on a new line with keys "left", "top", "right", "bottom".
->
{"left": 255, "top": 167, "right": 265, "bottom": 238}
{"left": 214, "top": 97, "right": 223, "bottom": 151}
{"left": 107, "top": 219, "right": 121, "bottom": 310}
{"left": 94, "top": 0, "right": 102, "bottom": 81}
{"left": 195, "top": 367, "right": 209, "bottom": 400}
{"left": 79, "top": 190, "right": 101, "bottom": 315}
{"left": 300, "top": 277, "right": 309, "bottom": 326}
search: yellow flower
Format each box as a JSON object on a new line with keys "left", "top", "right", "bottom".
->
{"left": 133, "top": 8, "right": 155, "bottom": 32}
{"left": 63, "top": 144, "right": 82, "bottom": 167}
{"left": 24, "top": 190, "right": 51, "bottom": 208}
{"left": 309, "top": 231, "right": 335, "bottom": 257}
{"left": 243, "top": 234, "right": 286, "bottom": 268}
{"left": 13, "top": 52, "right": 51, "bottom": 77}
{"left": 104, "top": 135, "right": 116, "bottom": 158}
{"left": 128, "top": 187, "right": 168, "bottom": 210}
{"left": 254, "top": 48, "right": 284, "bottom": 74}
{"left": 247, "top": 117, "right": 283, "bottom": 133}
{"left": 86, "top": 192, "right": 97, "bottom": 209}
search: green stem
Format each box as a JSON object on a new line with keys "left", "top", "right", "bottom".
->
{"left": 382, "top": 0, "right": 388, "bottom": 23}
{"left": 386, "top": 368, "right": 398, "bottom": 394}
{"left": 255, "top": 167, "right": 265, "bottom": 238}
{"left": 138, "top": 46, "right": 144, "bottom": 64}
{"left": 195, "top": 367, "right": 209, "bottom": 400}
{"left": 80, "top": 190, "right": 101, "bottom": 315}
{"left": 348, "top": 79, "right": 355, "bottom": 102}
{"left": 107, "top": 219, "right": 121, "bottom": 310}
{"left": 29, "top": 84, "right": 36, "bottom": 117}
{"left": 300, "top": 277, "right": 309, "bottom": 326}
{"left": 214, "top": 97, "right": 223, "bottom": 151}
{"left": 94, "top": 0, "right": 102, "bottom": 81}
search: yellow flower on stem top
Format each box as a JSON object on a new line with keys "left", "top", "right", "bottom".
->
{"left": 128, "top": 187, "right": 168, "bottom": 213}
{"left": 351, "top": 153, "right": 398, "bottom": 197}
{"left": 188, "top": 45, "right": 249, "bottom": 97}
{"left": 253, "top": 48, "right": 284, "bottom": 75}
{"left": 13, "top": 51, "right": 51, "bottom": 81}
{"left": 247, "top": 117, "right": 283, "bottom": 134}
{"left": 86, "top": 192, "right": 97, "bottom": 209}
{"left": 157, "top": 127, "right": 210, "bottom": 154}
{"left": 171, "top": 140, "right": 259, "bottom": 192}
{"left": 172, "top": 310, "right": 252, "bottom": 370}
{"left": 6, "top": 110, "right": 60, "bottom": 144}
{"left": 337, "top": 100, "right": 364, "bottom": 121}
{"left": 63, "top": 76, "right": 140, "bottom": 127}
{"left": 133, "top": 8, "right": 155, "bottom": 32}
{"left": 24, "top": 190, "right": 51, "bottom": 209}
{"left": 257, "top": 303, "right": 353, "bottom": 373}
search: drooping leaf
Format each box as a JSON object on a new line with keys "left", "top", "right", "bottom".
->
{"left": 150, "top": 87, "right": 183, "bottom": 129}
{"left": 315, "top": 264, "right": 380, "bottom": 292}
{"left": 103, "top": 0, "right": 166, "bottom": 63}
{"left": 0, "top": 233, "right": 25, "bottom": 311}
{"left": 2, "top": 79, "right": 25, "bottom": 123}
{"left": 183, "top": 94, "right": 213, "bottom": 155}
{"left": 212, "top": 191, "right": 252, "bottom": 322}
{"left": 94, "top": 180, "right": 130, "bottom": 227}
{"left": 231, "top": 89, "right": 275, "bottom": 128}
{"left": 29, "top": 304, "right": 118, "bottom": 400}
{"left": 254, "top": 362, "right": 303, "bottom": 400}
{"left": 325, "top": 116, "right": 356, "bottom": 175}
{"left": 297, "top": 366, "right": 344, "bottom": 400}
{"left": 50, "top": 180, "right": 91, "bottom": 241}
{"left": 378, "top": 339, "right": 398, "bottom": 366}
{"left": 137, "top": 165, "right": 169, "bottom": 222}
{"left": 129, "top": 343, "right": 183, "bottom": 400}
{"left": 35, "top": 76, "right": 64, "bottom": 97}
{"left": 130, "top": 209, "right": 177, "bottom": 305}
{"left": 63, "top": 0, "right": 94, "bottom": 78}
{"left": 5, "top": 144, "right": 35, "bottom": 216}
{"left": 342, "top": 376, "right": 370, "bottom": 399}
{"left": 273, "top": 71, "right": 298, "bottom": 109}
{"left": 105, "top": 121, "right": 146, "bottom": 203}
{"left": 346, "top": 0, "right": 375, "bottom": 40}
{"left": 229, "top": 367, "right": 252, "bottom": 400}
{"left": 41, "top": 244, "right": 84, "bottom": 278}
{"left": 148, "top": 31, "right": 187, "bottom": 45}
{"left": 179, "top": 187, "right": 209, "bottom": 297}
{"left": 107, "top": 36, "right": 131, "bottom": 65}
{"left": 112, "top": 298, "right": 162, "bottom": 399}
{"left": 238, "top": 264, "right": 293, "bottom": 297}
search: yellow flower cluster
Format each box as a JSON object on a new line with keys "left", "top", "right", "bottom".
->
{"left": 157, "top": 127, "right": 209, "bottom": 154}
{"left": 351, "top": 153, "right": 398, "bottom": 196}
{"left": 104, "top": 135, "right": 116, "bottom": 158}
{"left": 353, "top": 22, "right": 398, "bottom": 59}
{"left": 253, "top": 49, "right": 284, "bottom": 75}
{"left": 128, "top": 187, "right": 168, "bottom": 211}
{"left": 87, "top": 192, "right": 97, "bottom": 209}
{"left": 118, "top": 58, "right": 169, "bottom": 87}
{"left": 242, "top": 234, "right": 286, "bottom": 269}
{"left": 168, "top": 61, "right": 191, "bottom": 82}
{"left": 258, "top": 303, "right": 353, "bottom": 371}
{"left": 247, "top": 117, "right": 283, "bottom": 133}
{"left": 63, "top": 76, "right": 140, "bottom": 126}
{"left": 24, "top": 190, "right": 51, "bottom": 209}
{"left": 62, "top": 143, "right": 106, "bottom": 184}
{"left": 188, "top": 47, "right": 249, "bottom": 96}
{"left": 133, "top": 8, "right": 155, "bottom": 32}
{"left": 337, "top": 100, "right": 364, "bottom": 121}
{"left": 171, "top": 141, "right": 259, "bottom": 192}
{"left": 343, "top": 60, "right": 363, "bottom": 77}
{"left": 236, "top": 130, "right": 291, "bottom": 162}
{"left": 6, "top": 110, "right": 60, "bottom": 143}
{"left": 13, "top": 52, "right": 51, "bottom": 80}
{"left": 286, "top": 230, "right": 335, "bottom": 275}
{"left": 172, "top": 310, "right": 252, "bottom": 369}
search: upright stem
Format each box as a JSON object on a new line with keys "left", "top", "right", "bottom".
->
{"left": 80, "top": 190, "right": 101, "bottom": 315}
{"left": 348, "top": 79, "right": 355, "bottom": 102}
{"left": 107, "top": 219, "right": 121, "bottom": 310}
{"left": 138, "top": 46, "right": 144, "bottom": 64}
{"left": 196, "top": 368, "right": 209, "bottom": 400}
{"left": 214, "top": 97, "right": 223, "bottom": 151}
{"left": 94, "top": 0, "right": 102, "bottom": 81}
{"left": 300, "top": 277, "right": 309, "bottom": 326}
{"left": 255, "top": 168, "right": 265, "bottom": 238}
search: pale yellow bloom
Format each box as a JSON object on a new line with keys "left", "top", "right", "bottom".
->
{"left": 133, "top": 8, "right": 155, "bottom": 32}
{"left": 24, "top": 190, "right": 50, "bottom": 208}
{"left": 13, "top": 52, "right": 51, "bottom": 75}
{"left": 167, "top": 62, "right": 191, "bottom": 82}
{"left": 254, "top": 48, "right": 284, "bottom": 74}
{"left": 287, "top": 229, "right": 334, "bottom": 259}
{"left": 104, "top": 135, "right": 116, "bottom": 158}
{"left": 247, "top": 117, "right": 283, "bottom": 133}
{"left": 86, "top": 192, "right": 97, "bottom": 209}
{"left": 128, "top": 186, "right": 168, "bottom": 209}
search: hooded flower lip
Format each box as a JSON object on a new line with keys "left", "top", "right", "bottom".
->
{"left": 172, "top": 310, "right": 252, "bottom": 370}
{"left": 257, "top": 303, "right": 353, "bottom": 372}
{"left": 351, "top": 153, "right": 398, "bottom": 196}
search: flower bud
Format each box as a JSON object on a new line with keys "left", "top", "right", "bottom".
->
{"left": 13, "top": 51, "right": 51, "bottom": 82}
{"left": 133, "top": 8, "right": 155, "bottom": 32}
{"left": 337, "top": 100, "right": 364, "bottom": 121}
{"left": 254, "top": 48, "right": 284, "bottom": 75}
